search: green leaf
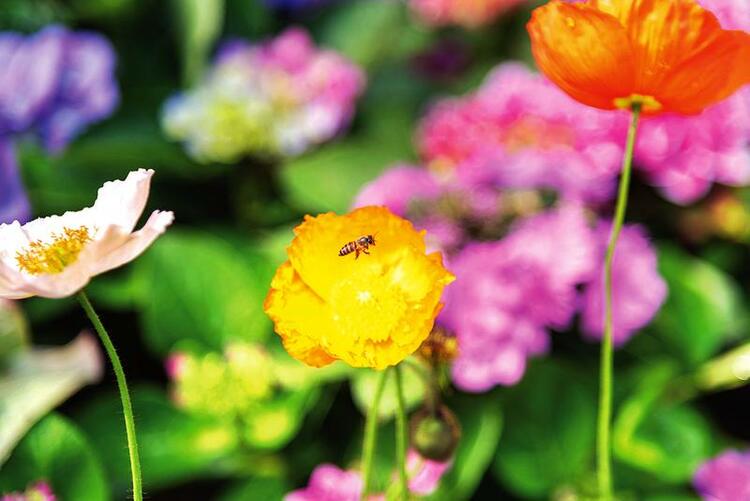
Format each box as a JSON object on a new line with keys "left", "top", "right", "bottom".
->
{"left": 0, "top": 334, "right": 102, "bottom": 465}
{"left": 319, "top": 1, "right": 431, "bottom": 69}
{"left": 242, "top": 388, "right": 321, "bottom": 450}
{"left": 0, "top": 299, "right": 29, "bottom": 365}
{"left": 426, "top": 394, "right": 503, "bottom": 501}
{"left": 171, "top": 0, "right": 225, "bottom": 86}
{"left": 280, "top": 138, "right": 408, "bottom": 214}
{"left": 350, "top": 365, "right": 426, "bottom": 421}
{"left": 75, "top": 385, "right": 238, "bottom": 491}
{"left": 220, "top": 477, "right": 290, "bottom": 501}
{"left": 0, "top": 414, "right": 109, "bottom": 501}
{"left": 653, "top": 244, "right": 744, "bottom": 366}
{"left": 613, "top": 362, "right": 715, "bottom": 484}
{"left": 139, "top": 231, "right": 275, "bottom": 355}
{"left": 493, "top": 361, "right": 597, "bottom": 499}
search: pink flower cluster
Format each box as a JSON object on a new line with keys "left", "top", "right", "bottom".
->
{"left": 418, "top": 58, "right": 750, "bottom": 205}
{"left": 355, "top": 165, "right": 667, "bottom": 391}
{"left": 693, "top": 449, "right": 750, "bottom": 500}
{"left": 286, "top": 451, "right": 451, "bottom": 500}
{"left": 438, "top": 207, "right": 666, "bottom": 391}
{"left": 409, "top": 0, "right": 528, "bottom": 28}
{"left": 162, "top": 28, "right": 365, "bottom": 163}
{"left": 418, "top": 64, "right": 625, "bottom": 203}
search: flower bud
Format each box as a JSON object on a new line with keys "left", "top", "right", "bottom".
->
{"left": 410, "top": 405, "right": 461, "bottom": 461}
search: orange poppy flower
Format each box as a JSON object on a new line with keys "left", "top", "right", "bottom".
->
{"left": 527, "top": 0, "right": 750, "bottom": 115}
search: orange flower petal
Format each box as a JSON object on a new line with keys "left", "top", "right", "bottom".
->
{"left": 527, "top": 0, "right": 636, "bottom": 111}
{"left": 594, "top": 0, "right": 750, "bottom": 114}
{"left": 529, "top": 0, "right": 750, "bottom": 114}
{"left": 264, "top": 261, "right": 336, "bottom": 368}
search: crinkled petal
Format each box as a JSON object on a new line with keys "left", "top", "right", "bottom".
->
{"left": 288, "top": 206, "right": 426, "bottom": 300}
{"left": 527, "top": 1, "right": 636, "bottom": 110}
{"left": 88, "top": 210, "right": 174, "bottom": 275}
{"left": 264, "top": 261, "right": 336, "bottom": 368}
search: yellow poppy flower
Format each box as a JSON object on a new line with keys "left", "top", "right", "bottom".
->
{"left": 264, "top": 206, "right": 455, "bottom": 370}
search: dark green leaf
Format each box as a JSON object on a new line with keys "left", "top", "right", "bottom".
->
{"left": 493, "top": 361, "right": 597, "bottom": 498}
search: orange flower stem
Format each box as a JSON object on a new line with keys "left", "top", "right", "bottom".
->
{"left": 78, "top": 290, "right": 143, "bottom": 501}
{"left": 598, "top": 104, "right": 642, "bottom": 500}
{"left": 394, "top": 365, "right": 409, "bottom": 501}
{"left": 361, "top": 368, "right": 389, "bottom": 500}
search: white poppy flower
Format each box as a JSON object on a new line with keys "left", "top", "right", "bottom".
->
{"left": 0, "top": 169, "right": 173, "bottom": 299}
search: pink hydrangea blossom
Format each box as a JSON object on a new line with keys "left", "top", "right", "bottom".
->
{"left": 693, "top": 449, "right": 750, "bottom": 501}
{"left": 418, "top": 63, "right": 625, "bottom": 203}
{"left": 163, "top": 28, "right": 365, "bottom": 162}
{"left": 409, "top": 0, "right": 527, "bottom": 27}
{"left": 580, "top": 223, "right": 668, "bottom": 346}
{"left": 440, "top": 206, "right": 597, "bottom": 391}
{"left": 353, "top": 164, "right": 441, "bottom": 216}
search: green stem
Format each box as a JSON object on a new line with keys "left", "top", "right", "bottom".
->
{"left": 77, "top": 290, "right": 143, "bottom": 501}
{"left": 361, "top": 369, "right": 389, "bottom": 500}
{"left": 597, "top": 105, "right": 641, "bottom": 500}
{"left": 394, "top": 365, "right": 409, "bottom": 501}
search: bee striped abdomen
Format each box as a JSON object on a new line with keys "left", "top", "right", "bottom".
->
{"left": 339, "top": 241, "right": 356, "bottom": 256}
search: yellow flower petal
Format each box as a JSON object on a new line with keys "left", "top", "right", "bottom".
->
{"left": 266, "top": 206, "right": 454, "bottom": 369}
{"left": 264, "top": 261, "right": 336, "bottom": 368}
{"left": 288, "top": 206, "right": 426, "bottom": 300}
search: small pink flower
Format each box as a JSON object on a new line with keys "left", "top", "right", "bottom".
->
{"left": 164, "top": 352, "right": 188, "bottom": 380}
{"left": 694, "top": 449, "right": 750, "bottom": 501}
{"left": 285, "top": 464, "right": 365, "bottom": 501}
{"left": 406, "top": 449, "right": 452, "bottom": 495}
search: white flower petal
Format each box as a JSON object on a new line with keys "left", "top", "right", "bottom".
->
{"left": 91, "top": 168, "right": 154, "bottom": 234}
{"left": 89, "top": 210, "right": 174, "bottom": 276}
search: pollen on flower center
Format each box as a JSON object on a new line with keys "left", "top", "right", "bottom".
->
{"left": 613, "top": 94, "right": 663, "bottom": 112}
{"left": 330, "top": 273, "right": 407, "bottom": 343}
{"left": 15, "top": 226, "right": 92, "bottom": 275}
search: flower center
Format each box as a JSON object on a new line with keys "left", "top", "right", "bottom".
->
{"left": 613, "top": 94, "right": 662, "bottom": 112}
{"left": 330, "top": 272, "right": 407, "bottom": 343}
{"left": 502, "top": 117, "right": 575, "bottom": 153}
{"left": 15, "top": 226, "right": 91, "bottom": 275}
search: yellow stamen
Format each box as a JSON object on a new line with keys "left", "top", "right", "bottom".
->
{"left": 614, "top": 94, "right": 662, "bottom": 112}
{"left": 16, "top": 226, "right": 92, "bottom": 275}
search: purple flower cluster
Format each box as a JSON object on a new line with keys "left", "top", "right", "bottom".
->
{"left": 693, "top": 449, "right": 750, "bottom": 500}
{"left": 437, "top": 207, "right": 666, "bottom": 391}
{"left": 0, "top": 25, "right": 119, "bottom": 224}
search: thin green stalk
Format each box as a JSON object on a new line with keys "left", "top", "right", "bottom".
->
{"left": 361, "top": 369, "right": 389, "bottom": 500}
{"left": 77, "top": 290, "right": 143, "bottom": 501}
{"left": 394, "top": 365, "right": 409, "bottom": 501}
{"left": 597, "top": 104, "right": 641, "bottom": 500}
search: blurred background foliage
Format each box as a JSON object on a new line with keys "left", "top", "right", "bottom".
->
{"left": 0, "top": 0, "right": 749, "bottom": 500}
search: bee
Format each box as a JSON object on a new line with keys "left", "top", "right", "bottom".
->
{"left": 338, "top": 234, "right": 376, "bottom": 259}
